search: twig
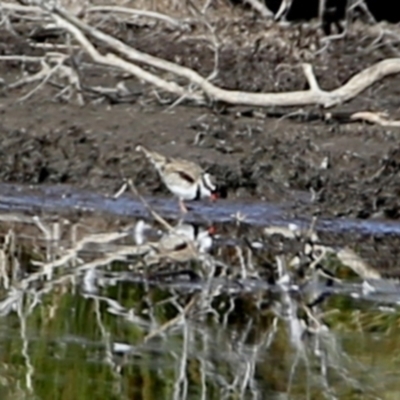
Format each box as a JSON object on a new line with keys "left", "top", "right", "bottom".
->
{"left": 238, "top": 107, "right": 400, "bottom": 126}
{"left": 44, "top": 4, "right": 400, "bottom": 109}
{"left": 201, "top": 0, "right": 213, "bottom": 14}
{"left": 336, "top": 247, "right": 381, "bottom": 279}
{"left": 274, "top": 0, "right": 292, "bottom": 20}
{"left": 302, "top": 63, "right": 322, "bottom": 93}
{"left": 17, "top": 65, "right": 60, "bottom": 102}
{"left": 27, "top": 230, "right": 130, "bottom": 284}
{"left": 86, "top": 6, "right": 183, "bottom": 28}
{"left": 5, "top": 3, "right": 400, "bottom": 111}
{"left": 17, "top": 296, "right": 35, "bottom": 393}
{"left": 144, "top": 294, "right": 198, "bottom": 342}
{"left": 6, "top": 61, "right": 51, "bottom": 90}
{"left": 0, "top": 2, "right": 43, "bottom": 14}
{"left": 52, "top": 11, "right": 194, "bottom": 100}
{"left": 243, "top": 0, "right": 274, "bottom": 18}
{"left": 127, "top": 179, "right": 173, "bottom": 232}
{"left": 350, "top": 111, "right": 400, "bottom": 127}
{"left": 0, "top": 55, "right": 43, "bottom": 62}
{"left": 6, "top": 53, "right": 69, "bottom": 102}
{"left": 165, "top": 0, "right": 220, "bottom": 111}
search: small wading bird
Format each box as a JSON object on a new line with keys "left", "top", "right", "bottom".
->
{"left": 136, "top": 145, "right": 218, "bottom": 213}
{"left": 134, "top": 220, "right": 216, "bottom": 254}
{"left": 132, "top": 220, "right": 216, "bottom": 268}
{"left": 145, "top": 224, "right": 215, "bottom": 265}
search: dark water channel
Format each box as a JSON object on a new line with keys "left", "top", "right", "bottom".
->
{"left": 0, "top": 183, "right": 400, "bottom": 400}
{"left": 1, "top": 183, "right": 400, "bottom": 235}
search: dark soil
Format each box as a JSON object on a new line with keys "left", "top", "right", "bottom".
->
{"left": 1, "top": 15, "right": 400, "bottom": 271}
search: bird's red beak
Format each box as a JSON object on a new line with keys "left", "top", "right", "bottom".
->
{"left": 210, "top": 192, "right": 219, "bottom": 201}
{"left": 207, "top": 225, "right": 216, "bottom": 235}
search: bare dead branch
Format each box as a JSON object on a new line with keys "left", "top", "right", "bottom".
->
{"left": 7, "top": 59, "right": 55, "bottom": 94}
{"left": 4, "top": 2, "right": 400, "bottom": 110}
{"left": 52, "top": 12, "right": 195, "bottom": 100}
{"left": 302, "top": 63, "right": 322, "bottom": 93}
{"left": 201, "top": 0, "right": 213, "bottom": 14}
{"left": 144, "top": 294, "right": 198, "bottom": 342}
{"left": 238, "top": 107, "right": 400, "bottom": 127}
{"left": 29, "top": 230, "right": 130, "bottom": 282}
{"left": 0, "top": 51, "right": 84, "bottom": 104}
{"left": 126, "top": 179, "right": 174, "bottom": 232}
{"left": 274, "top": 0, "right": 292, "bottom": 21}
{"left": 86, "top": 6, "right": 183, "bottom": 28}
{"left": 350, "top": 111, "right": 400, "bottom": 127}
{"left": 243, "top": 0, "right": 274, "bottom": 19}
{"left": 0, "top": 55, "right": 43, "bottom": 62}
{"left": 337, "top": 247, "right": 381, "bottom": 279}
{"left": 42, "top": 4, "right": 400, "bottom": 109}
{"left": 0, "top": 2, "right": 43, "bottom": 14}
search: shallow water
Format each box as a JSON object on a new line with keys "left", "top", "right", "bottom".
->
{"left": 1, "top": 183, "right": 400, "bottom": 235}
{"left": 1, "top": 279, "right": 400, "bottom": 400}
{"left": 1, "top": 183, "right": 400, "bottom": 400}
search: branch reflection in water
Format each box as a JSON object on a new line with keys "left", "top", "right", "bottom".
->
{"left": 0, "top": 210, "right": 398, "bottom": 400}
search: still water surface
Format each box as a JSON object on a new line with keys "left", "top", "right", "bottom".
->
{"left": 0, "top": 185, "right": 400, "bottom": 399}
{"left": 1, "top": 271, "right": 400, "bottom": 399}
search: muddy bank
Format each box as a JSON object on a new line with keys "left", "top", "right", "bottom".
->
{"left": 1, "top": 99, "right": 400, "bottom": 221}
{"left": 1, "top": 18, "right": 400, "bottom": 222}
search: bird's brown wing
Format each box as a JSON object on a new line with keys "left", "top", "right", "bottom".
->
{"left": 163, "top": 158, "right": 203, "bottom": 187}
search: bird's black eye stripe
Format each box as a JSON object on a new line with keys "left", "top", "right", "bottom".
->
{"left": 201, "top": 174, "right": 215, "bottom": 192}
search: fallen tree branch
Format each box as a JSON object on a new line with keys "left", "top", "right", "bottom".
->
{"left": 0, "top": 55, "right": 43, "bottom": 62}
{"left": 5, "top": 57, "right": 55, "bottom": 90}
{"left": 274, "top": 0, "right": 292, "bottom": 20}
{"left": 49, "top": 12, "right": 195, "bottom": 100}
{"left": 243, "top": 0, "right": 274, "bottom": 18}
{"left": 0, "top": 2, "right": 43, "bottom": 14}
{"left": 1, "top": 52, "right": 84, "bottom": 104}
{"left": 237, "top": 108, "right": 400, "bottom": 127}
{"left": 5, "top": 2, "right": 400, "bottom": 109}
{"left": 86, "top": 6, "right": 183, "bottom": 28}
{"left": 350, "top": 111, "right": 400, "bottom": 127}
{"left": 16, "top": 56, "right": 64, "bottom": 102}
{"left": 47, "top": 4, "right": 400, "bottom": 109}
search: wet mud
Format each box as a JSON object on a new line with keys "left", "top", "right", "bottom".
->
{"left": 1, "top": 17, "right": 400, "bottom": 275}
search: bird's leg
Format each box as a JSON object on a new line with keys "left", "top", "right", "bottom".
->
{"left": 179, "top": 198, "right": 188, "bottom": 214}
